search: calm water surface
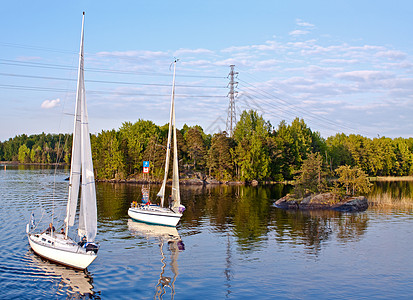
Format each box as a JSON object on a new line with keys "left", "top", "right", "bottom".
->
{"left": 0, "top": 165, "right": 412, "bottom": 299}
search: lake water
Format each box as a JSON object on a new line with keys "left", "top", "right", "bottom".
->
{"left": 1, "top": 165, "right": 412, "bottom": 299}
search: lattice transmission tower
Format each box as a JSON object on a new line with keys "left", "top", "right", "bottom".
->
{"left": 226, "top": 65, "right": 238, "bottom": 137}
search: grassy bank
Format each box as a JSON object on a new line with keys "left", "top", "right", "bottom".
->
{"left": 370, "top": 176, "right": 413, "bottom": 181}
{"left": 369, "top": 192, "right": 413, "bottom": 210}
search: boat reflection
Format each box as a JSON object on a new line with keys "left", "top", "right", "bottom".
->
{"left": 26, "top": 251, "right": 95, "bottom": 297}
{"left": 127, "top": 219, "right": 184, "bottom": 300}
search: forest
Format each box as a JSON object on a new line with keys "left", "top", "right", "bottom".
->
{"left": 1, "top": 110, "right": 413, "bottom": 182}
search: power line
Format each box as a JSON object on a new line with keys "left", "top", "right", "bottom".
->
{"left": 0, "top": 72, "right": 227, "bottom": 89}
{"left": 0, "top": 83, "right": 226, "bottom": 98}
{"left": 238, "top": 80, "right": 368, "bottom": 135}
{"left": 235, "top": 68, "right": 373, "bottom": 136}
{"left": 0, "top": 58, "right": 226, "bottom": 79}
{"left": 0, "top": 42, "right": 76, "bottom": 54}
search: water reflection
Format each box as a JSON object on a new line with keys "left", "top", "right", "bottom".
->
{"left": 368, "top": 181, "right": 413, "bottom": 211}
{"left": 127, "top": 220, "right": 184, "bottom": 300}
{"left": 98, "top": 183, "right": 372, "bottom": 255}
{"left": 26, "top": 251, "right": 95, "bottom": 297}
{"left": 370, "top": 180, "right": 413, "bottom": 199}
{"left": 271, "top": 209, "right": 369, "bottom": 255}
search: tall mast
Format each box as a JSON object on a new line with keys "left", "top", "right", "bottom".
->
{"left": 157, "top": 59, "right": 177, "bottom": 207}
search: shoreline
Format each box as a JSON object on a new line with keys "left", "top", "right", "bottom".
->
{"left": 3, "top": 161, "right": 413, "bottom": 183}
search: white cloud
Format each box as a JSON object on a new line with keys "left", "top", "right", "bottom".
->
{"left": 335, "top": 70, "right": 393, "bottom": 82}
{"left": 174, "top": 48, "right": 215, "bottom": 56}
{"left": 96, "top": 50, "right": 168, "bottom": 60}
{"left": 41, "top": 98, "right": 60, "bottom": 109}
{"left": 296, "top": 19, "right": 315, "bottom": 28}
{"left": 376, "top": 50, "right": 406, "bottom": 60}
{"left": 289, "top": 30, "right": 309, "bottom": 36}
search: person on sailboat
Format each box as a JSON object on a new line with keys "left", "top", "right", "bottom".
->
{"left": 45, "top": 223, "right": 55, "bottom": 234}
{"left": 168, "top": 195, "right": 173, "bottom": 208}
{"left": 60, "top": 228, "right": 65, "bottom": 235}
{"left": 78, "top": 235, "right": 87, "bottom": 247}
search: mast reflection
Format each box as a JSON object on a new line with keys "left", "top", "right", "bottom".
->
{"left": 127, "top": 219, "right": 184, "bottom": 300}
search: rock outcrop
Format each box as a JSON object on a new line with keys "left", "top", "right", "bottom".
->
{"left": 274, "top": 193, "right": 368, "bottom": 212}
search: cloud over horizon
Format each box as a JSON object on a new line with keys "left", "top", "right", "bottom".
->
{"left": 41, "top": 98, "right": 60, "bottom": 109}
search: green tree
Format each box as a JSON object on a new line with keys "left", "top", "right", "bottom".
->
{"left": 233, "top": 110, "right": 272, "bottom": 181}
{"left": 119, "top": 120, "right": 159, "bottom": 175}
{"left": 207, "top": 132, "right": 235, "bottom": 181}
{"left": 335, "top": 165, "right": 371, "bottom": 196}
{"left": 185, "top": 126, "right": 207, "bottom": 170}
{"left": 92, "top": 130, "right": 125, "bottom": 180}
{"left": 294, "top": 152, "right": 328, "bottom": 197}
{"left": 18, "top": 144, "right": 31, "bottom": 163}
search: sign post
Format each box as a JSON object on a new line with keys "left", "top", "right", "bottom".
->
{"left": 143, "top": 161, "right": 150, "bottom": 174}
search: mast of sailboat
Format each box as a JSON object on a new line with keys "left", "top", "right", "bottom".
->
{"left": 171, "top": 68, "right": 181, "bottom": 209}
{"left": 157, "top": 59, "right": 177, "bottom": 207}
{"left": 65, "top": 12, "right": 85, "bottom": 239}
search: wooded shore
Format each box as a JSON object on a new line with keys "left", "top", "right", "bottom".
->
{"left": 2, "top": 111, "right": 413, "bottom": 184}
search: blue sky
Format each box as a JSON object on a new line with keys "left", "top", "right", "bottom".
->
{"left": 1, "top": 1, "right": 413, "bottom": 141}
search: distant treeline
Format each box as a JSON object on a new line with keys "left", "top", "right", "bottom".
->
{"left": 1, "top": 110, "right": 413, "bottom": 181}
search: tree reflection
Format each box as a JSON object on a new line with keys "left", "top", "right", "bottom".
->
{"left": 271, "top": 209, "right": 368, "bottom": 255}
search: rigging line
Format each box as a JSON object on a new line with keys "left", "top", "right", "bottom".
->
{"left": 0, "top": 59, "right": 227, "bottom": 79}
{"left": 0, "top": 72, "right": 227, "bottom": 89}
{"left": 0, "top": 84, "right": 226, "bottom": 98}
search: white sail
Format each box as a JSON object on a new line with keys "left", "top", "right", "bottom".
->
{"left": 65, "top": 13, "right": 97, "bottom": 242}
{"left": 78, "top": 85, "right": 97, "bottom": 242}
{"left": 157, "top": 60, "right": 177, "bottom": 207}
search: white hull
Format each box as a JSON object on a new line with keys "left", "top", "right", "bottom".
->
{"left": 128, "top": 205, "right": 182, "bottom": 227}
{"left": 28, "top": 232, "right": 97, "bottom": 270}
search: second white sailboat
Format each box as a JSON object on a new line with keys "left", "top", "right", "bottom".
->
{"left": 128, "top": 60, "right": 185, "bottom": 227}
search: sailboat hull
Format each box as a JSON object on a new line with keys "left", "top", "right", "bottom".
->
{"left": 28, "top": 233, "right": 97, "bottom": 270}
{"left": 128, "top": 206, "right": 182, "bottom": 227}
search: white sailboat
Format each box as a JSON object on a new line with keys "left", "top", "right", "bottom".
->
{"left": 128, "top": 60, "right": 185, "bottom": 227}
{"left": 26, "top": 12, "right": 99, "bottom": 270}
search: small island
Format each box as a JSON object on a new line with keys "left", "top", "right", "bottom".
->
{"left": 275, "top": 193, "right": 368, "bottom": 212}
{"left": 274, "top": 153, "right": 371, "bottom": 212}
